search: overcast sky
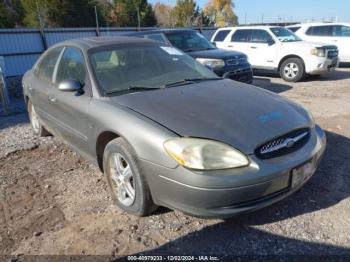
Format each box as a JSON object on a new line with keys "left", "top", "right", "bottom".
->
{"left": 149, "top": 0, "right": 350, "bottom": 24}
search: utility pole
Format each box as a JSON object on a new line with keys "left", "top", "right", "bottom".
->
{"left": 136, "top": 0, "right": 141, "bottom": 32}
{"left": 261, "top": 13, "right": 264, "bottom": 24}
{"left": 137, "top": 5, "right": 141, "bottom": 31}
{"left": 94, "top": 6, "right": 100, "bottom": 36}
{"left": 244, "top": 13, "right": 247, "bottom": 25}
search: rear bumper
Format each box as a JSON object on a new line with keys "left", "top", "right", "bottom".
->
{"left": 141, "top": 125, "right": 326, "bottom": 218}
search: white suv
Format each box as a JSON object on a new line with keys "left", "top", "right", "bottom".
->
{"left": 287, "top": 23, "right": 350, "bottom": 63}
{"left": 211, "top": 26, "right": 339, "bottom": 82}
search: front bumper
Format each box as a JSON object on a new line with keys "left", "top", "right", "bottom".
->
{"left": 215, "top": 65, "right": 253, "bottom": 84}
{"left": 306, "top": 56, "right": 339, "bottom": 75}
{"left": 142, "top": 125, "right": 326, "bottom": 218}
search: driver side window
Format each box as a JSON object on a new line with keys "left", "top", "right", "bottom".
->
{"left": 251, "top": 30, "right": 273, "bottom": 43}
{"left": 56, "top": 47, "right": 86, "bottom": 85}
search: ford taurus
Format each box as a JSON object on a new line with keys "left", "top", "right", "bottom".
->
{"left": 22, "top": 37, "right": 326, "bottom": 218}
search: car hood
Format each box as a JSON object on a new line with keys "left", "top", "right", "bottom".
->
{"left": 282, "top": 40, "right": 334, "bottom": 49}
{"left": 187, "top": 48, "right": 246, "bottom": 60}
{"left": 111, "top": 80, "right": 311, "bottom": 154}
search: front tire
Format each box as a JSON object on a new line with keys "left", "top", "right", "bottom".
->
{"left": 280, "top": 58, "right": 305, "bottom": 82}
{"left": 103, "top": 137, "right": 157, "bottom": 216}
{"left": 28, "top": 100, "right": 50, "bottom": 137}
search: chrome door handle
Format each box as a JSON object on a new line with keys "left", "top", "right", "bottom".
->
{"left": 228, "top": 45, "right": 234, "bottom": 48}
{"left": 250, "top": 46, "right": 257, "bottom": 49}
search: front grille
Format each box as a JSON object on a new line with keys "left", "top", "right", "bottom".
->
{"left": 226, "top": 57, "right": 246, "bottom": 66}
{"left": 327, "top": 49, "right": 338, "bottom": 59}
{"left": 255, "top": 128, "right": 311, "bottom": 159}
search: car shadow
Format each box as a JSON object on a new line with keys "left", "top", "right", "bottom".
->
{"left": 306, "top": 69, "right": 350, "bottom": 81}
{"left": 252, "top": 77, "right": 293, "bottom": 94}
{"left": 121, "top": 130, "right": 350, "bottom": 257}
{"left": 0, "top": 98, "right": 28, "bottom": 130}
{"left": 339, "top": 62, "right": 350, "bottom": 68}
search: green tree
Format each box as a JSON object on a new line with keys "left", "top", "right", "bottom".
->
{"left": 21, "top": 0, "right": 103, "bottom": 28}
{"left": 109, "top": 0, "right": 156, "bottom": 27}
{"left": 204, "top": 0, "right": 238, "bottom": 27}
{"left": 173, "top": 0, "right": 197, "bottom": 27}
{"left": 0, "top": 0, "right": 23, "bottom": 28}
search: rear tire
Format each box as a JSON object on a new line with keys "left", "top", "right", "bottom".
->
{"left": 280, "top": 58, "right": 305, "bottom": 82}
{"left": 28, "top": 100, "right": 50, "bottom": 137}
{"left": 103, "top": 137, "right": 157, "bottom": 216}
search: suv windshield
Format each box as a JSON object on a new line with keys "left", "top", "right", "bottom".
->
{"left": 89, "top": 44, "right": 218, "bottom": 95}
{"left": 270, "top": 27, "right": 302, "bottom": 42}
{"left": 165, "top": 32, "right": 216, "bottom": 52}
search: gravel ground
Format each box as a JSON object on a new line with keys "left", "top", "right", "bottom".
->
{"left": 0, "top": 68, "right": 350, "bottom": 259}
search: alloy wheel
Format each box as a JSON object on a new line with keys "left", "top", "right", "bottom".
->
{"left": 30, "top": 104, "right": 40, "bottom": 134}
{"left": 109, "top": 153, "right": 136, "bottom": 207}
{"left": 283, "top": 62, "right": 299, "bottom": 79}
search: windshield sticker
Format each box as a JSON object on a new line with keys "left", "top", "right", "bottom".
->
{"left": 161, "top": 46, "right": 184, "bottom": 56}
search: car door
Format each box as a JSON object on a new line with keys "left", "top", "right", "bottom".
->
{"left": 334, "top": 25, "right": 350, "bottom": 62}
{"left": 48, "top": 46, "right": 92, "bottom": 154}
{"left": 248, "top": 29, "right": 277, "bottom": 69}
{"left": 30, "top": 47, "right": 64, "bottom": 129}
{"left": 224, "top": 29, "right": 252, "bottom": 58}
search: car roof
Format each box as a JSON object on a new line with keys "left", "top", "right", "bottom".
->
{"left": 50, "top": 36, "right": 157, "bottom": 51}
{"left": 128, "top": 28, "right": 197, "bottom": 36}
{"left": 287, "top": 22, "right": 350, "bottom": 27}
{"left": 216, "top": 26, "right": 281, "bottom": 31}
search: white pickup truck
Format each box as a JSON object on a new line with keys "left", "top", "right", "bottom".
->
{"left": 211, "top": 26, "right": 339, "bottom": 82}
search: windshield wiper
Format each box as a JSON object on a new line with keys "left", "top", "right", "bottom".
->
{"left": 105, "top": 85, "right": 162, "bottom": 95}
{"left": 184, "top": 47, "right": 216, "bottom": 52}
{"left": 165, "top": 77, "right": 222, "bottom": 87}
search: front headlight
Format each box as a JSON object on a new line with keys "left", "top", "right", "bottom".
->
{"left": 164, "top": 138, "right": 249, "bottom": 170}
{"left": 196, "top": 58, "right": 225, "bottom": 69}
{"left": 311, "top": 48, "right": 325, "bottom": 57}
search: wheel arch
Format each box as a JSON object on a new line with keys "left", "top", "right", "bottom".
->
{"left": 278, "top": 55, "right": 305, "bottom": 71}
{"left": 96, "top": 130, "right": 120, "bottom": 172}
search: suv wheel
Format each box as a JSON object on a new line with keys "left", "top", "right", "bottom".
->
{"left": 28, "top": 100, "right": 50, "bottom": 137}
{"left": 103, "top": 137, "right": 157, "bottom": 216}
{"left": 280, "top": 58, "right": 305, "bottom": 82}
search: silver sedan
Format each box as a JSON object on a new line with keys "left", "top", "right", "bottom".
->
{"left": 22, "top": 37, "right": 326, "bottom": 218}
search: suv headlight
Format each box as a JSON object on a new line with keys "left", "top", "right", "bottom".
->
{"left": 196, "top": 58, "right": 225, "bottom": 69}
{"left": 164, "top": 138, "right": 249, "bottom": 170}
{"left": 311, "top": 48, "right": 325, "bottom": 57}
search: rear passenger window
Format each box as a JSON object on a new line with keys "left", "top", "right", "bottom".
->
{"left": 231, "top": 30, "right": 252, "bottom": 42}
{"left": 306, "top": 26, "right": 333, "bottom": 36}
{"left": 145, "top": 34, "right": 169, "bottom": 44}
{"left": 37, "top": 47, "right": 63, "bottom": 82}
{"left": 213, "top": 30, "right": 231, "bottom": 41}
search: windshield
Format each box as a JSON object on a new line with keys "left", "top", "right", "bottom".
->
{"left": 270, "top": 27, "right": 302, "bottom": 42}
{"left": 165, "top": 32, "right": 216, "bottom": 52}
{"left": 89, "top": 44, "right": 218, "bottom": 95}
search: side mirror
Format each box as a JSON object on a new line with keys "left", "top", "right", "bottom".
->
{"left": 267, "top": 39, "right": 275, "bottom": 46}
{"left": 58, "top": 79, "right": 82, "bottom": 93}
{"left": 211, "top": 42, "right": 216, "bottom": 47}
